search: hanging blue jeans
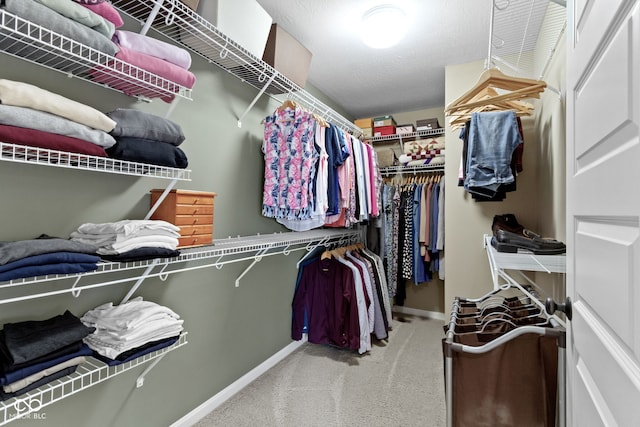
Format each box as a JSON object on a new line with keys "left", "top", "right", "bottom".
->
{"left": 464, "top": 111, "right": 522, "bottom": 194}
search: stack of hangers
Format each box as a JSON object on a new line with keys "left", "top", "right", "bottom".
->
{"left": 445, "top": 68, "right": 547, "bottom": 130}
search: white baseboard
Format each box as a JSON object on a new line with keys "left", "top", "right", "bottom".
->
{"left": 392, "top": 306, "right": 446, "bottom": 321}
{"left": 171, "top": 337, "right": 308, "bottom": 427}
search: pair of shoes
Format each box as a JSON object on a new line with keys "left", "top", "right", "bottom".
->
{"left": 492, "top": 214, "right": 525, "bottom": 236}
{"left": 491, "top": 229, "right": 566, "bottom": 255}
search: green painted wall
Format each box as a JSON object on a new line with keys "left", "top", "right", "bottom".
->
{"left": 0, "top": 26, "right": 325, "bottom": 426}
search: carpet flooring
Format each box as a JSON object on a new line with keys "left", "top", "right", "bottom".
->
{"left": 194, "top": 314, "right": 446, "bottom": 427}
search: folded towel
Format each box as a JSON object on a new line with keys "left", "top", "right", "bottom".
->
{"left": 2, "top": 0, "right": 119, "bottom": 56}
{"left": 89, "top": 46, "right": 196, "bottom": 103}
{"left": 80, "top": 1, "right": 123, "bottom": 28}
{"left": 0, "top": 79, "right": 116, "bottom": 132}
{"left": 113, "top": 30, "right": 192, "bottom": 70}
{"left": 33, "top": 0, "right": 115, "bottom": 38}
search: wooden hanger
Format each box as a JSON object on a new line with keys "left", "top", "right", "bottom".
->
{"left": 277, "top": 99, "right": 297, "bottom": 112}
{"left": 320, "top": 249, "right": 333, "bottom": 260}
{"left": 444, "top": 68, "right": 546, "bottom": 128}
{"left": 447, "top": 86, "right": 535, "bottom": 129}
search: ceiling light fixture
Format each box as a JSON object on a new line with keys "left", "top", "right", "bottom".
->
{"left": 360, "top": 4, "right": 409, "bottom": 49}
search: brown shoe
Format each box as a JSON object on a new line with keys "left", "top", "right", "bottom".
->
{"left": 492, "top": 214, "right": 525, "bottom": 236}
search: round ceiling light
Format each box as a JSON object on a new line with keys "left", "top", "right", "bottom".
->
{"left": 360, "top": 4, "right": 409, "bottom": 49}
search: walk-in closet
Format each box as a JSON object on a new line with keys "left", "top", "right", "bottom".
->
{"left": 0, "top": 0, "right": 636, "bottom": 425}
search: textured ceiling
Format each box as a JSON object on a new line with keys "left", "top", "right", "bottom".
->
{"left": 256, "top": 0, "right": 493, "bottom": 119}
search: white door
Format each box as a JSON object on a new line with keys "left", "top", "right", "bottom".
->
{"left": 566, "top": 0, "right": 640, "bottom": 425}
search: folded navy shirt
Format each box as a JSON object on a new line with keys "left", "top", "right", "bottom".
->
{"left": 100, "top": 247, "right": 180, "bottom": 262}
{"left": 0, "top": 251, "right": 100, "bottom": 282}
{"left": 0, "top": 344, "right": 93, "bottom": 386}
{"left": 0, "top": 237, "right": 98, "bottom": 267}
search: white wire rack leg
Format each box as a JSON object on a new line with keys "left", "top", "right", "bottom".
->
{"left": 139, "top": 0, "right": 165, "bottom": 35}
{"left": 136, "top": 353, "right": 167, "bottom": 388}
{"left": 234, "top": 248, "right": 269, "bottom": 287}
{"left": 145, "top": 176, "right": 181, "bottom": 219}
{"left": 237, "top": 73, "right": 277, "bottom": 128}
{"left": 120, "top": 259, "right": 161, "bottom": 304}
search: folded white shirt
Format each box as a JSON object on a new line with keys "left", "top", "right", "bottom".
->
{"left": 76, "top": 220, "right": 180, "bottom": 236}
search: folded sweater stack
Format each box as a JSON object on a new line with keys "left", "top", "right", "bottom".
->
{"left": 0, "top": 311, "right": 95, "bottom": 400}
{"left": 0, "top": 235, "right": 100, "bottom": 283}
{"left": 81, "top": 297, "right": 184, "bottom": 363}
{"left": 2, "top": 0, "right": 193, "bottom": 102}
{"left": 105, "top": 108, "right": 189, "bottom": 168}
{"left": 0, "top": 78, "right": 117, "bottom": 157}
{"left": 91, "top": 28, "right": 196, "bottom": 102}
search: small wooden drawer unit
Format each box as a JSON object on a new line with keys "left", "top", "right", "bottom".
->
{"left": 150, "top": 189, "right": 216, "bottom": 248}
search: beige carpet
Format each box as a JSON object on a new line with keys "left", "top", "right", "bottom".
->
{"left": 194, "top": 314, "right": 446, "bottom": 427}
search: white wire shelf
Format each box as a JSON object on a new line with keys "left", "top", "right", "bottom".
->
{"left": 0, "top": 229, "right": 362, "bottom": 304}
{"left": 367, "top": 128, "right": 445, "bottom": 144}
{"left": 0, "top": 9, "right": 192, "bottom": 102}
{"left": 380, "top": 164, "right": 444, "bottom": 176}
{"left": 488, "top": 0, "right": 566, "bottom": 86}
{"left": 111, "top": 0, "right": 361, "bottom": 135}
{"left": 0, "top": 333, "right": 188, "bottom": 425}
{"left": 484, "top": 234, "right": 566, "bottom": 274}
{"left": 0, "top": 142, "right": 192, "bottom": 180}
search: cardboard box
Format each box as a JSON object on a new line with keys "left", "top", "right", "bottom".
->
{"left": 373, "top": 115, "right": 397, "bottom": 127}
{"left": 376, "top": 147, "right": 397, "bottom": 167}
{"left": 179, "top": 0, "right": 200, "bottom": 10}
{"left": 355, "top": 118, "right": 373, "bottom": 129}
{"left": 263, "top": 24, "right": 312, "bottom": 88}
{"left": 416, "top": 118, "right": 441, "bottom": 129}
{"left": 196, "top": 0, "right": 272, "bottom": 59}
{"left": 361, "top": 127, "right": 373, "bottom": 138}
{"left": 396, "top": 124, "right": 415, "bottom": 134}
{"left": 374, "top": 125, "right": 396, "bottom": 137}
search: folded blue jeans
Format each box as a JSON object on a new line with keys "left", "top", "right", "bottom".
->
{"left": 464, "top": 111, "right": 522, "bottom": 192}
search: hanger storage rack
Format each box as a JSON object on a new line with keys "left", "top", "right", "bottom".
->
{"left": 0, "top": 332, "right": 188, "bottom": 425}
{"left": 111, "top": 0, "right": 362, "bottom": 136}
{"left": 0, "top": 9, "right": 192, "bottom": 102}
{"left": 443, "top": 282, "right": 566, "bottom": 427}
